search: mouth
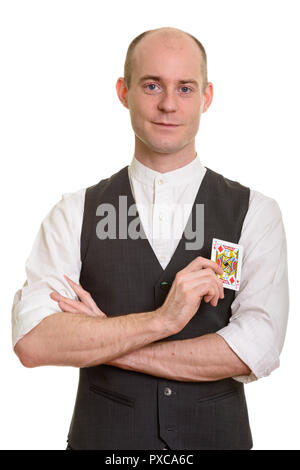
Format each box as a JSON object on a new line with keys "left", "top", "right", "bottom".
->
{"left": 152, "top": 122, "right": 181, "bottom": 128}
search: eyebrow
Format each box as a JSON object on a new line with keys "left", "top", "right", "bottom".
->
{"left": 138, "top": 75, "right": 199, "bottom": 87}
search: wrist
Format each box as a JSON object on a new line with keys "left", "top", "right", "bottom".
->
{"left": 154, "top": 306, "right": 179, "bottom": 336}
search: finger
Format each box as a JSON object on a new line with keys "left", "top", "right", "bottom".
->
{"left": 208, "top": 282, "right": 219, "bottom": 306}
{"left": 205, "top": 277, "right": 224, "bottom": 304}
{"left": 181, "top": 256, "right": 224, "bottom": 276}
{"left": 189, "top": 273, "right": 221, "bottom": 306}
{"left": 199, "top": 269, "right": 224, "bottom": 300}
{"left": 61, "top": 280, "right": 107, "bottom": 318}
{"left": 58, "top": 300, "right": 80, "bottom": 314}
{"left": 50, "top": 291, "right": 95, "bottom": 316}
{"left": 50, "top": 291, "right": 80, "bottom": 307}
{"left": 218, "top": 278, "right": 225, "bottom": 299}
{"left": 214, "top": 276, "right": 224, "bottom": 300}
{"left": 63, "top": 275, "right": 86, "bottom": 299}
{"left": 178, "top": 267, "right": 221, "bottom": 284}
{"left": 64, "top": 275, "right": 103, "bottom": 316}
{"left": 185, "top": 268, "right": 224, "bottom": 297}
{"left": 201, "top": 282, "right": 219, "bottom": 306}
{"left": 189, "top": 275, "right": 217, "bottom": 299}
{"left": 204, "top": 293, "right": 214, "bottom": 303}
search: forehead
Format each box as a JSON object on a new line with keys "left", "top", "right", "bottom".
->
{"left": 131, "top": 32, "right": 202, "bottom": 83}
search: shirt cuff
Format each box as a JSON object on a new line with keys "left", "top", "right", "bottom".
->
{"left": 216, "top": 328, "right": 280, "bottom": 384}
{"left": 12, "top": 289, "right": 64, "bottom": 348}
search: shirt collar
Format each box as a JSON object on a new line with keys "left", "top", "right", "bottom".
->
{"left": 128, "top": 153, "right": 206, "bottom": 187}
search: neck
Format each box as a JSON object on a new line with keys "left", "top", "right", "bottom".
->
{"left": 133, "top": 138, "right": 197, "bottom": 173}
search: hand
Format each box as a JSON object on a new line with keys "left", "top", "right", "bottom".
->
{"left": 157, "top": 256, "right": 224, "bottom": 333}
{"left": 50, "top": 275, "right": 107, "bottom": 318}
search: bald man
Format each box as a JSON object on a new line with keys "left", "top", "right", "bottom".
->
{"left": 12, "top": 27, "right": 289, "bottom": 450}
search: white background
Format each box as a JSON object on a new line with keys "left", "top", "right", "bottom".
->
{"left": 0, "top": 0, "right": 299, "bottom": 450}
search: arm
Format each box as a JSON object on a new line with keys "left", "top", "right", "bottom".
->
{"left": 107, "top": 333, "right": 251, "bottom": 381}
{"left": 15, "top": 259, "right": 222, "bottom": 368}
{"left": 45, "top": 273, "right": 245, "bottom": 379}
{"left": 12, "top": 190, "right": 171, "bottom": 367}
{"left": 12, "top": 184, "right": 225, "bottom": 370}
{"left": 216, "top": 194, "right": 289, "bottom": 383}
{"left": 110, "top": 193, "right": 289, "bottom": 384}
{"left": 15, "top": 308, "right": 170, "bottom": 368}
{"left": 41, "top": 194, "right": 287, "bottom": 382}
{"left": 14, "top": 218, "right": 224, "bottom": 369}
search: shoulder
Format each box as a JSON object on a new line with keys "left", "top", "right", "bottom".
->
{"left": 247, "top": 189, "right": 283, "bottom": 224}
{"left": 55, "top": 187, "right": 86, "bottom": 212}
{"left": 207, "top": 167, "right": 283, "bottom": 220}
{"left": 60, "top": 187, "right": 86, "bottom": 208}
{"left": 41, "top": 187, "right": 86, "bottom": 230}
{"left": 205, "top": 167, "right": 250, "bottom": 212}
{"left": 240, "top": 189, "right": 285, "bottom": 260}
{"left": 84, "top": 166, "right": 128, "bottom": 199}
{"left": 206, "top": 167, "right": 250, "bottom": 192}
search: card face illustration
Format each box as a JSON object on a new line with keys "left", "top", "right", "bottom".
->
{"left": 211, "top": 238, "right": 243, "bottom": 291}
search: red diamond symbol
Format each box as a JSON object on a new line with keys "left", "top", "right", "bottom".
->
{"left": 218, "top": 246, "right": 223, "bottom": 252}
{"left": 230, "top": 276, "right": 235, "bottom": 284}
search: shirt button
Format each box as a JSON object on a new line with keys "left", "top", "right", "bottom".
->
{"left": 158, "top": 179, "right": 164, "bottom": 185}
{"left": 159, "top": 214, "right": 164, "bottom": 221}
{"left": 160, "top": 281, "right": 170, "bottom": 291}
{"left": 164, "top": 387, "right": 172, "bottom": 396}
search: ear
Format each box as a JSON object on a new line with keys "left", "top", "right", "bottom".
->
{"left": 116, "top": 77, "right": 129, "bottom": 109}
{"left": 201, "top": 82, "right": 213, "bottom": 113}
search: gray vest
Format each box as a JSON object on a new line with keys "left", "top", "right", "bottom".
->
{"left": 67, "top": 165, "right": 253, "bottom": 450}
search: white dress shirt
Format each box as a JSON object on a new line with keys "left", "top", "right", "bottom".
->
{"left": 11, "top": 155, "right": 289, "bottom": 384}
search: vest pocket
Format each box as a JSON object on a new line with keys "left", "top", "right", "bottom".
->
{"left": 89, "top": 383, "right": 135, "bottom": 407}
{"left": 196, "top": 388, "right": 238, "bottom": 405}
{"left": 87, "top": 383, "right": 135, "bottom": 449}
{"left": 194, "top": 399, "right": 216, "bottom": 449}
{"left": 194, "top": 388, "right": 245, "bottom": 450}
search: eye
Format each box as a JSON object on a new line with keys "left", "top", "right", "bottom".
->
{"left": 180, "top": 86, "right": 192, "bottom": 94}
{"left": 144, "top": 83, "right": 161, "bottom": 93}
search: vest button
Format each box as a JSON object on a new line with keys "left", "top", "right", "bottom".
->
{"left": 164, "top": 387, "right": 172, "bottom": 396}
{"left": 160, "top": 281, "right": 170, "bottom": 291}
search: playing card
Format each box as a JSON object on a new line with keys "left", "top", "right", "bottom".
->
{"left": 211, "top": 238, "right": 243, "bottom": 291}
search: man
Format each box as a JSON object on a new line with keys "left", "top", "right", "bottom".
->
{"left": 12, "top": 27, "right": 289, "bottom": 450}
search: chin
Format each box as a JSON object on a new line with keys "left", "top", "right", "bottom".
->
{"left": 145, "top": 138, "right": 184, "bottom": 155}
{"left": 135, "top": 129, "right": 188, "bottom": 154}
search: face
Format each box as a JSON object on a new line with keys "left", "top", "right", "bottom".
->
{"left": 117, "top": 32, "right": 212, "bottom": 155}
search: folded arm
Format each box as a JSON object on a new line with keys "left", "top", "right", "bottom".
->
{"left": 41, "top": 276, "right": 249, "bottom": 380}
{"left": 11, "top": 192, "right": 172, "bottom": 368}
{"left": 14, "top": 306, "right": 170, "bottom": 368}
{"left": 108, "top": 194, "right": 289, "bottom": 384}
{"left": 13, "top": 191, "right": 288, "bottom": 384}
{"left": 107, "top": 333, "right": 251, "bottom": 381}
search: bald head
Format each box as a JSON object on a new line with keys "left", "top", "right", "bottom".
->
{"left": 124, "top": 27, "right": 208, "bottom": 92}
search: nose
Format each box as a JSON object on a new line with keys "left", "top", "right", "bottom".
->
{"left": 157, "top": 90, "right": 178, "bottom": 113}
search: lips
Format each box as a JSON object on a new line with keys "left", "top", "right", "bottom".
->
{"left": 153, "top": 122, "right": 180, "bottom": 127}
